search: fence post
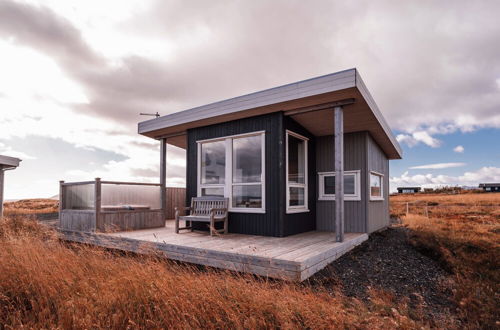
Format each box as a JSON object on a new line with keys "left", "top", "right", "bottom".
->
{"left": 425, "top": 202, "right": 429, "bottom": 217}
{"left": 406, "top": 202, "right": 409, "bottom": 215}
{"left": 59, "top": 180, "right": 64, "bottom": 226}
{"left": 95, "top": 178, "right": 101, "bottom": 232}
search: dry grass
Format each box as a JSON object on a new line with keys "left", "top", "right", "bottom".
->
{"left": 393, "top": 193, "right": 500, "bottom": 329}
{"left": 0, "top": 215, "right": 432, "bottom": 329}
{"left": 391, "top": 191, "right": 500, "bottom": 205}
{"left": 3, "top": 199, "right": 58, "bottom": 215}
{"left": 1, "top": 192, "right": 497, "bottom": 328}
{"left": 391, "top": 193, "right": 500, "bottom": 225}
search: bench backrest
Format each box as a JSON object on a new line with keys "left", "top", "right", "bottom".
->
{"left": 190, "top": 196, "right": 229, "bottom": 216}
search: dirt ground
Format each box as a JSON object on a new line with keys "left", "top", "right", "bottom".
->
{"left": 307, "top": 226, "right": 456, "bottom": 322}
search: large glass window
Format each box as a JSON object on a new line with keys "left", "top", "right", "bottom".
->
{"left": 370, "top": 172, "right": 384, "bottom": 200}
{"left": 198, "top": 132, "right": 265, "bottom": 212}
{"left": 318, "top": 171, "right": 360, "bottom": 201}
{"left": 286, "top": 131, "right": 308, "bottom": 213}
{"left": 201, "top": 141, "right": 226, "bottom": 184}
{"left": 232, "top": 135, "right": 263, "bottom": 208}
{"left": 233, "top": 135, "right": 262, "bottom": 183}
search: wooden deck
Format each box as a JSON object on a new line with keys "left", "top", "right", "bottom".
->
{"left": 60, "top": 220, "right": 368, "bottom": 281}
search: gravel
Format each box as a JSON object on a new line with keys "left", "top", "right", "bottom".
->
{"left": 306, "top": 227, "right": 456, "bottom": 320}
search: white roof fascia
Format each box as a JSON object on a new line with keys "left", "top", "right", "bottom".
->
{"left": 139, "top": 68, "right": 357, "bottom": 133}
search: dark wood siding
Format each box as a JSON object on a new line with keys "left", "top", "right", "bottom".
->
{"left": 366, "top": 133, "right": 390, "bottom": 233}
{"left": 315, "top": 132, "right": 368, "bottom": 233}
{"left": 187, "top": 112, "right": 282, "bottom": 237}
{"left": 282, "top": 117, "right": 316, "bottom": 236}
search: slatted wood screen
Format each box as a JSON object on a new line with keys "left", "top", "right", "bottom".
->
{"left": 166, "top": 187, "right": 186, "bottom": 219}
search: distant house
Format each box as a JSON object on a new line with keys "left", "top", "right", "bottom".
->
{"left": 397, "top": 187, "right": 421, "bottom": 194}
{"left": 479, "top": 183, "right": 500, "bottom": 192}
{"left": 0, "top": 155, "right": 22, "bottom": 218}
{"left": 139, "top": 68, "right": 403, "bottom": 240}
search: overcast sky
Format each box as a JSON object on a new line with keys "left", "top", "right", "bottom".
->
{"left": 0, "top": 0, "right": 499, "bottom": 199}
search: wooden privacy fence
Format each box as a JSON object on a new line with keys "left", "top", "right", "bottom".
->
{"left": 165, "top": 187, "right": 186, "bottom": 219}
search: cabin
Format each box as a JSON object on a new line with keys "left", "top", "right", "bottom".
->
{"left": 479, "top": 183, "right": 500, "bottom": 192}
{"left": 139, "top": 68, "right": 402, "bottom": 239}
{"left": 0, "top": 155, "right": 21, "bottom": 218}
{"left": 61, "top": 68, "right": 403, "bottom": 281}
{"left": 397, "top": 187, "right": 421, "bottom": 194}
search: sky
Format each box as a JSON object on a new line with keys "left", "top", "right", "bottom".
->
{"left": 0, "top": 0, "right": 499, "bottom": 199}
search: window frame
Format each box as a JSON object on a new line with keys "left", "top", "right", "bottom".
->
{"left": 317, "top": 170, "right": 361, "bottom": 201}
{"left": 197, "top": 131, "right": 266, "bottom": 214}
{"left": 369, "top": 171, "right": 384, "bottom": 201}
{"left": 285, "top": 130, "right": 309, "bottom": 214}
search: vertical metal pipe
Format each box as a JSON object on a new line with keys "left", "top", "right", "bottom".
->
{"left": 160, "top": 138, "right": 167, "bottom": 221}
{"left": 334, "top": 106, "right": 344, "bottom": 242}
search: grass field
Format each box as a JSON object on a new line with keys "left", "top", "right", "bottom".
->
{"left": 392, "top": 192, "right": 500, "bottom": 328}
{"left": 0, "top": 193, "right": 498, "bottom": 328}
{"left": 3, "top": 198, "right": 58, "bottom": 215}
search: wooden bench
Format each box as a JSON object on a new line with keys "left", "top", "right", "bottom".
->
{"left": 175, "top": 196, "right": 229, "bottom": 236}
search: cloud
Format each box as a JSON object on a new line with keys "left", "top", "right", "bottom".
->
{"left": 409, "top": 162, "right": 466, "bottom": 170}
{"left": 1, "top": 0, "right": 499, "bottom": 133}
{"left": 0, "top": 142, "right": 36, "bottom": 160}
{"left": 453, "top": 145, "right": 464, "bottom": 153}
{"left": 396, "top": 131, "right": 442, "bottom": 148}
{"left": 390, "top": 167, "right": 500, "bottom": 191}
{"left": 1, "top": 0, "right": 500, "bottom": 197}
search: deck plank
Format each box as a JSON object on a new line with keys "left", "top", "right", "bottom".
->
{"left": 60, "top": 222, "right": 369, "bottom": 282}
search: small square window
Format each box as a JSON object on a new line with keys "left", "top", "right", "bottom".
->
{"left": 318, "top": 171, "right": 360, "bottom": 201}
{"left": 370, "top": 172, "right": 384, "bottom": 200}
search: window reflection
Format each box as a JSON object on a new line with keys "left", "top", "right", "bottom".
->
{"left": 233, "top": 135, "right": 262, "bottom": 183}
{"left": 201, "top": 187, "right": 225, "bottom": 197}
{"left": 323, "top": 174, "right": 356, "bottom": 195}
{"left": 288, "top": 135, "right": 305, "bottom": 184}
{"left": 370, "top": 173, "right": 382, "bottom": 197}
{"left": 201, "top": 141, "right": 225, "bottom": 184}
{"left": 289, "top": 187, "right": 305, "bottom": 206}
{"left": 232, "top": 185, "right": 262, "bottom": 208}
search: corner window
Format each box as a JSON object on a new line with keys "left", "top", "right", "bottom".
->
{"left": 198, "top": 131, "right": 265, "bottom": 213}
{"left": 318, "top": 170, "right": 361, "bottom": 201}
{"left": 286, "top": 130, "right": 308, "bottom": 213}
{"left": 370, "top": 171, "right": 384, "bottom": 200}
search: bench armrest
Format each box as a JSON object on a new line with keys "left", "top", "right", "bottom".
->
{"left": 175, "top": 206, "right": 192, "bottom": 217}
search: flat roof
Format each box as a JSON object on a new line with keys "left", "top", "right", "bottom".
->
{"left": 0, "top": 155, "right": 21, "bottom": 168}
{"left": 138, "top": 68, "right": 402, "bottom": 159}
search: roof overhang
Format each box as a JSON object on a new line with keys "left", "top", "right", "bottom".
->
{"left": 0, "top": 155, "right": 21, "bottom": 169}
{"left": 138, "top": 68, "right": 402, "bottom": 159}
